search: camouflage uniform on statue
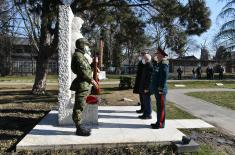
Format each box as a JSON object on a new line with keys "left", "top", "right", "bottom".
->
{"left": 70, "top": 38, "right": 98, "bottom": 136}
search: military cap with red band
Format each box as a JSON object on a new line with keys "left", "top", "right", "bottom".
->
{"left": 156, "top": 47, "right": 168, "bottom": 57}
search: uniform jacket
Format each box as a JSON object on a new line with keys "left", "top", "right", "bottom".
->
{"left": 70, "top": 50, "right": 92, "bottom": 92}
{"left": 133, "top": 61, "right": 144, "bottom": 94}
{"left": 139, "top": 62, "right": 153, "bottom": 94}
{"left": 149, "top": 59, "right": 169, "bottom": 95}
{"left": 177, "top": 67, "right": 183, "bottom": 74}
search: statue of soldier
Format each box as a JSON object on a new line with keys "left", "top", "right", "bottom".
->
{"left": 70, "top": 38, "right": 98, "bottom": 136}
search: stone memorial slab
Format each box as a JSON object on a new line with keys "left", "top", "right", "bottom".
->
{"left": 17, "top": 106, "right": 214, "bottom": 151}
{"left": 174, "top": 84, "right": 186, "bottom": 88}
{"left": 216, "top": 83, "right": 224, "bottom": 86}
{"left": 174, "top": 140, "right": 199, "bottom": 154}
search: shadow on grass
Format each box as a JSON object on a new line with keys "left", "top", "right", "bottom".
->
{"left": 0, "top": 116, "right": 41, "bottom": 131}
{"left": 0, "top": 90, "right": 58, "bottom": 105}
{"left": 0, "top": 109, "right": 48, "bottom": 114}
{"left": 0, "top": 133, "right": 21, "bottom": 141}
{"left": 0, "top": 90, "right": 58, "bottom": 96}
{"left": 0, "top": 115, "right": 47, "bottom": 152}
{"left": 0, "top": 98, "right": 57, "bottom": 104}
{"left": 0, "top": 89, "right": 57, "bottom": 152}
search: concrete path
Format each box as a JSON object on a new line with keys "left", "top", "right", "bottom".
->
{"left": 17, "top": 106, "right": 213, "bottom": 151}
{"left": 168, "top": 88, "right": 235, "bottom": 136}
{"left": 168, "top": 79, "right": 235, "bottom": 82}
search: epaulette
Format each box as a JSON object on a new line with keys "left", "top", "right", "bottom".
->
{"left": 162, "top": 58, "right": 169, "bottom": 65}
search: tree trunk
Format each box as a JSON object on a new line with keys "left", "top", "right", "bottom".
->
{"left": 31, "top": 0, "right": 56, "bottom": 94}
{"left": 32, "top": 50, "right": 49, "bottom": 94}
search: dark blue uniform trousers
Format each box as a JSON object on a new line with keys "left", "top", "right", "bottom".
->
{"left": 139, "top": 94, "right": 144, "bottom": 110}
{"left": 155, "top": 93, "right": 166, "bottom": 128}
{"left": 142, "top": 93, "right": 152, "bottom": 116}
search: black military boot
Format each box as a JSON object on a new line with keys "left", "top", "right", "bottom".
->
{"left": 75, "top": 126, "right": 91, "bottom": 136}
{"left": 136, "top": 109, "right": 143, "bottom": 113}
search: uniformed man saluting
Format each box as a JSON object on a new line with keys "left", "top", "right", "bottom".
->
{"left": 150, "top": 47, "right": 169, "bottom": 129}
{"left": 70, "top": 38, "right": 98, "bottom": 136}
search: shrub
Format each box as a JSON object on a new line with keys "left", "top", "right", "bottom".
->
{"left": 119, "top": 76, "right": 135, "bottom": 89}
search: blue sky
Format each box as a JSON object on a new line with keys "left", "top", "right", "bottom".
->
{"left": 192, "top": 0, "right": 226, "bottom": 58}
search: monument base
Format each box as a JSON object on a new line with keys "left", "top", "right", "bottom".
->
{"left": 16, "top": 106, "right": 214, "bottom": 151}
{"left": 82, "top": 103, "right": 98, "bottom": 126}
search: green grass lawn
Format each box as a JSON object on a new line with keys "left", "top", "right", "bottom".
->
{"left": 168, "top": 80, "right": 235, "bottom": 89}
{"left": 152, "top": 101, "right": 195, "bottom": 119}
{"left": 0, "top": 75, "right": 58, "bottom": 83}
{"left": 186, "top": 91, "right": 235, "bottom": 110}
{"left": 1, "top": 75, "right": 234, "bottom": 90}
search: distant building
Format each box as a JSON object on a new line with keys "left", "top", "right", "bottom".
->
{"left": 169, "top": 55, "right": 234, "bottom": 73}
{"left": 9, "top": 37, "right": 58, "bottom": 75}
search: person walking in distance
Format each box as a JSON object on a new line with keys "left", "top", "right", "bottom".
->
{"left": 177, "top": 66, "right": 183, "bottom": 80}
{"left": 219, "top": 65, "right": 224, "bottom": 80}
{"left": 192, "top": 68, "right": 196, "bottom": 79}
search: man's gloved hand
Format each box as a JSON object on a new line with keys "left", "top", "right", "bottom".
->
{"left": 144, "top": 90, "right": 149, "bottom": 93}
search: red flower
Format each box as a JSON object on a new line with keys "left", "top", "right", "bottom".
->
{"left": 86, "top": 95, "right": 98, "bottom": 104}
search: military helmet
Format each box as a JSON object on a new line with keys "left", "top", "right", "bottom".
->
{"left": 75, "top": 38, "right": 90, "bottom": 49}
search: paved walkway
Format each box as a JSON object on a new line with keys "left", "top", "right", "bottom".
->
{"left": 168, "top": 88, "right": 235, "bottom": 136}
{"left": 17, "top": 106, "right": 213, "bottom": 151}
{"left": 100, "top": 79, "right": 235, "bottom": 85}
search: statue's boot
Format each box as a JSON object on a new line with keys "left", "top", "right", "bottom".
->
{"left": 76, "top": 126, "right": 91, "bottom": 136}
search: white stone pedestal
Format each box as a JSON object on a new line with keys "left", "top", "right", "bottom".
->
{"left": 58, "top": 5, "right": 86, "bottom": 125}
{"left": 82, "top": 103, "right": 98, "bottom": 126}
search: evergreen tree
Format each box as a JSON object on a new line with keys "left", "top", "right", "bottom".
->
{"left": 215, "top": 0, "right": 235, "bottom": 52}
{"left": 215, "top": 46, "right": 231, "bottom": 61}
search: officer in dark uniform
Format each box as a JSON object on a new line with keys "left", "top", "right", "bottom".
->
{"left": 177, "top": 66, "right": 183, "bottom": 80}
{"left": 70, "top": 38, "right": 98, "bottom": 136}
{"left": 219, "top": 65, "right": 224, "bottom": 80}
{"left": 196, "top": 66, "right": 202, "bottom": 79}
{"left": 150, "top": 47, "right": 169, "bottom": 129}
